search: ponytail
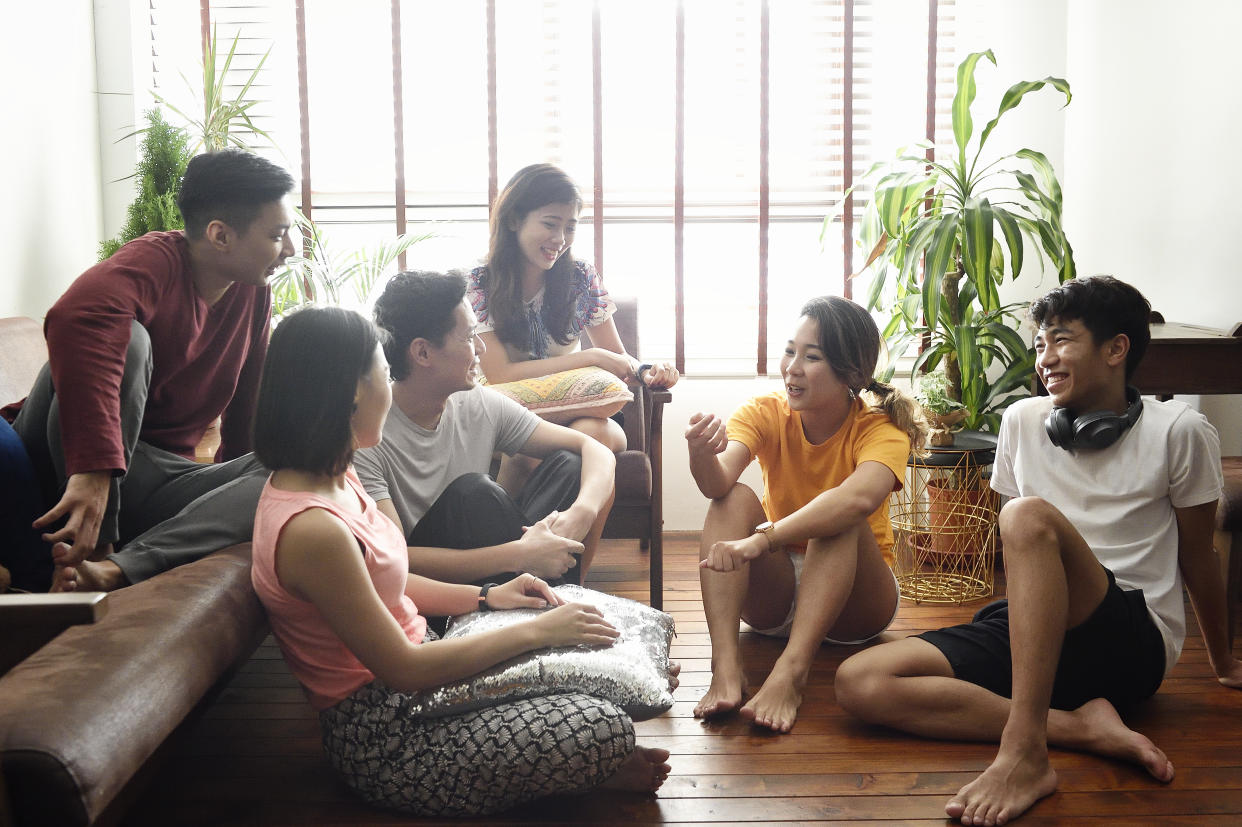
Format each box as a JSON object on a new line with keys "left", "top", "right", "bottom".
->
{"left": 860, "top": 379, "right": 930, "bottom": 459}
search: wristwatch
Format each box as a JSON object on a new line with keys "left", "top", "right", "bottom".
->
{"left": 478, "top": 582, "right": 498, "bottom": 611}
{"left": 753, "top": 520, "right": 778, "bottom": 553}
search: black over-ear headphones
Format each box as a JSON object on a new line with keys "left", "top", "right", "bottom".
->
{"left": 1044, "top": 386, "right": 1143, "bottom": 451}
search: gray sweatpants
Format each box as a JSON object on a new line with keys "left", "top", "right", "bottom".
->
{"left": 13, "top": 321, "right": 267, "bottom": 585}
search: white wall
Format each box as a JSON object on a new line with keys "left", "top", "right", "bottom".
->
{"left": 0, "top": 3, "right": 106, "bottom": 319}
{"left": 1061, "top": 0, "right": 1242, "bottom": 454}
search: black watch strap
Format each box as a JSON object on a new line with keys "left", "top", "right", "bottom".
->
{"left": 478, "top": 582, "right": 498, "bottom": 611}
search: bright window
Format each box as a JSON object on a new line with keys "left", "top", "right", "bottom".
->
{"left": 142, "top": 0, "right": 958, "bottom": 373}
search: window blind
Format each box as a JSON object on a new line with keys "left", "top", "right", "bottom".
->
{"left": 146, "top": 0, "right": 956, "bottom": 374}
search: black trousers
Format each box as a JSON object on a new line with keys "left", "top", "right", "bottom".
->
{"left": 408, "top": 449, "right": 583, "bottom": 588}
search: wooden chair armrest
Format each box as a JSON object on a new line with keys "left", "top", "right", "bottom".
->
{"left": 0, "top": 593, "right": 109, "bottom": 674}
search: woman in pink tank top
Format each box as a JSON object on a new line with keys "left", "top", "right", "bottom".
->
{"left": 250, "top": 305, "right": 672, "bottom": 817}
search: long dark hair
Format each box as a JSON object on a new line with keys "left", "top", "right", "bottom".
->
{"left": 482, "top": 163, "right": 583, "bottom": 355}
{"left": 799, "top": 296, "right": 929, "bottom": 456}
{"left": 254, "top": 306, "right": 385, "bottom": 476}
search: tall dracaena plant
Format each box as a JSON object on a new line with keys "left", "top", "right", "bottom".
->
{"left": 842, "top": 50, "right": 1075, "bottom": 433}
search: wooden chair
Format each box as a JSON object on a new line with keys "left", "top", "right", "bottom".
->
{"left": 600, "top": 297, "right": 669, "bottom": 609}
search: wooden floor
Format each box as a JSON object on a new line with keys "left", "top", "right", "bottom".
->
{"left": 126, "top": 535, "right": 1242, "bottom": 825}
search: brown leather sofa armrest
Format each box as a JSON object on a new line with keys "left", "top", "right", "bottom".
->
{"left": 0, "top": 593, "right": 108, "bottom": 674}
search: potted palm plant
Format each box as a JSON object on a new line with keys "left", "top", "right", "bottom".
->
{"left": 153, "top": 24, "right": 276, "bottom": 154}
{"left": 269, "top": 211, "right": 434, "bottom": 319}
{"left": 841, "top": 50, "right": 1076, "bottom": 435}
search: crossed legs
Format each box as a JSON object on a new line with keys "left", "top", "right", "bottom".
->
{"left": 695, "top": 483, "right": 897, "bottom": 733}
{"left": 835, "top": 496, "right": 1173, "bottom": 825}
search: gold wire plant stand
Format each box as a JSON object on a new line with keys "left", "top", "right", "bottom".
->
{"left": 890, "top": 432, "right": 998, "bottom": 604}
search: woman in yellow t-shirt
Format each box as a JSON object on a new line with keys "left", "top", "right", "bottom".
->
{"left": 684, "top": 296, "right": 928, "bottom": 733}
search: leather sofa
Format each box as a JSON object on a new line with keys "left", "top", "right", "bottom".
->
{"left": 0, "top": 316, "right": 268, "bottom": 826}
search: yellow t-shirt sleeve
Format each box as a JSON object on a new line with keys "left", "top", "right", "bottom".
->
{"left": 856, "top": 416, "right": 912, "bottom": 492}
{"left": 725, "top": 395, "right": 772, "bottom": 460}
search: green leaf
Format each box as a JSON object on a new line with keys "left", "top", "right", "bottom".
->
{"left": 978, "top": 76, "right": 1071, "bottom": 154}
{"left": 951, "top": 51, "right": 997, "bottom": 167}
{"left": 864, "top": 266, "right": 888, "bottom": 312}
{"left": 819, "top": 184, "right": 857, "bottom": 246}
{"left": 898, "top": 292, "right": 923, "bottom": 328}
{"left": 984, "top": 358, "right": 1038, "bottom": 405}
{"left": 921, "top": 216, "right": 959, "bottom": 331}
{"left": 1014, "top": 149, "right": 1064, "bottom": 209}
{"left": 961, "top": 197, "right": 997, "bottom": 310}
{"left": 896, "top": 215, "right": 941, "bottom": 292}
{"left": 994, "top": 209, "right": 1024, "bottom": 281}
{"left": 874, "top": 171, "right": 935, "bottom": 237}
{"left": 956, "top": 324, "right": 980, "bottom": 387}
{"left": 1059, "top": 234, "right": 1076, "bottom": 282}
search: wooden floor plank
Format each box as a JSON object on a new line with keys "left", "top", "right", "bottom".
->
{"left": 124, "top": 535, "right": 1242, "bottom": 824}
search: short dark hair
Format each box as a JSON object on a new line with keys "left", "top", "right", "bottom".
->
{"left": 254, "top": 306, "right": 385, "bottom": 476}
{"left": 1028, "top": 275, "right": 1151, "bottom": 379}
{"left": 177, "top": 148, "right": 295, "bottom": 238}
{"left": 372, "top": 270, "right": 468, "bottom": 381}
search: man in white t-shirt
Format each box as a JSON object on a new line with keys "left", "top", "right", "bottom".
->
{"left": 354, "top": 270, "right": 615, "bottom": 588}
{"left": 834, "top": 276, "right": 1242, "bottom": 825}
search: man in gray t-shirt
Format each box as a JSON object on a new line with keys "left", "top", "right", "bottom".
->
{"left": 354, "top": 270, "right": 616, "bottom": 586}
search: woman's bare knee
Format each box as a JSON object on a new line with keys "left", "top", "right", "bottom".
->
{"left": 702, "top": 484, "right": 765, "bottom": 535}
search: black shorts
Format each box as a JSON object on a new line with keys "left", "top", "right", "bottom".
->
{"left": 917, "top": 568, "right": 1166, "bottom": 710}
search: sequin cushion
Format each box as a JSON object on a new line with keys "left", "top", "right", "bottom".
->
{"left": 406, "top": 585, "right": 675, "bottom": 721}
{"left": 485, "top": 367, "right": 632, "bottom": 425}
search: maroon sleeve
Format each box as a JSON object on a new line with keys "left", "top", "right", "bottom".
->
{"left": 217, "top": 289, "right": 272, "bottom": 461}
{"left": 44, "top": 238, "right": 173, "bottom": 476}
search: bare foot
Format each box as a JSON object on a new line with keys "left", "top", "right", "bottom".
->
{"left": 51, "top": 545, "right": 126, "bottom": 593}
{"left": 945, "top": 740, "right": 1057, "bottom": 826}
{"left": 739, "top": 670, "right": 803, "bottom": 733}
{"left": 693, "top": 658, "right": 746, "bottom": 718}
{"left": 668, "top": 660, "right": 682, "bottom": 692}
{"left": 1071, "top": 698, "right": 1174, "bottom": 782}
{"left": 599, "top": 745, "right": 672, "bottom": 793}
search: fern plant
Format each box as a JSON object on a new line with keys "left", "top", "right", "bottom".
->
{"left": 98, "top": 109, "right": 193, "bottom": 260}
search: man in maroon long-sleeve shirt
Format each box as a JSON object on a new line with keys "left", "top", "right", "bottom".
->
{"left": 10, "top": 149, "right": 295, "bottom": 591}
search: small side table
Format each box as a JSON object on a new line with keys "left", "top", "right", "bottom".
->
{"left": 889, "top": 431, "right": 998, "bottom": 604}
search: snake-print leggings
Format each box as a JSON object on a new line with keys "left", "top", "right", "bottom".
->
{"left": 320, "top": 682, "right": 636, "bottom": 816}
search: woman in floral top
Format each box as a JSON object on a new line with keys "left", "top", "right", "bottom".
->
{"left": 468, "top": 163, "right": 678, "bottom": 457}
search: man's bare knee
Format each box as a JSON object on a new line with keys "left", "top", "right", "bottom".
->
{"left": 998, "top": 496, "right": 1061, "bottom": 551}
{"left": 834, "top": 651, "right": 893, "bottom": 721}
{"left": 835, "top": 638, "right": 954, "bottom": 724}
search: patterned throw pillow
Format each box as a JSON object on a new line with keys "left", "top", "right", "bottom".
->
{"left": 486, "top": 367, "right": 632, "bottom": 424}
{"left": 405, "top": 585, "right": 675, "bottom": 721}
